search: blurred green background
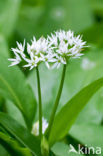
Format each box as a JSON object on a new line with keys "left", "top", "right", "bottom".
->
{"left": 0, "top": 0, "right": 103, "bottom": 155}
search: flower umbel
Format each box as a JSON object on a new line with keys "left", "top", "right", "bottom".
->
{"left": 47, "top": 30, "right": 86, "bottom": 68}
{"left": 8, "top": 30, "right": 86, "bottom": 69}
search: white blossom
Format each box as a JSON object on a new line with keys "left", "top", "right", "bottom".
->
{"left": 8, "top": 40, "right": 25, "bottom": 66}
{"left": 52, "top": 55, "right": 66, "bottom": 69}
{"left": 47, "top": 30, "right": 86, "bottom": 68}
{"left": 40, "top": 53, "right": 57, "bottom": 69}
{"left": 9, "top": 30, "right": 86, "bottom": 69}
{"left": 32, "top": 118, "right": 48, "bottom": 136}
{"left": 12, "top": 40, "right": 25, "bottom": 57}
{"left": 23, "top": 55, "right": 39, "bottom": 70}
{"left": 29, "top": 37, "right": 48, "bottom": 55}
{"left": 8, "top": 52, "right": 21, "bottom": 66}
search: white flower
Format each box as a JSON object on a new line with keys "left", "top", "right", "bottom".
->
{"left": 52, "top": 55, "right": 66, "bottom": 69}
{"left": 47, "top": 30, "right": 86, "bottom": 68}
{"left": 8, "top": 40, "right": 25, "bottom": 66}
{"left": 40, "top": 53, "right": 57, "bottom": 69}
{"left": 32, "top": 118, "right": 48, "bottom": 136}
{"left": 9, "top": 37, "right": 50, "bottom": 69}
{"left": 23, "top": 54, "right": 39, "bottom": 70}
{"left": 47, "top": 33, "right": 58, "bottom": 47}
{"left": 57, "top": 40, "right": 68, "bottom": 55}
{"left": 23, "top": 37, "right": 53, "bottom": 69}
{"left": 30, "top": 37, "right": 49, "bottom": 55}
{"left": 9, "top": 30, "right": 86, "bottom": 70}
{"left": 8, "top": 52, "right": 21, "bottom": 66}
{"left": 11, "top": 40, "right": 25, "bottom": 58}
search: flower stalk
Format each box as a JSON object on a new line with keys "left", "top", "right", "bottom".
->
{"left": 36, "top": 67, "right": 42, "bottom": 141}
{"left": 46, "top": 64, "right": 67, "bottom": 138}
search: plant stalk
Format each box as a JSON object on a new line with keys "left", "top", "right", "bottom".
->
{"left": 47, "top": 64, "right": 67, "bottom": 139}
{"left": 36, "top": 67, "right": 42, "bottom": 141}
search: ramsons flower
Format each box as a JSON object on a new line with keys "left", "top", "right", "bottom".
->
{"left": 8, "top": 52, "right": 21, "bottom": 66}
{"left": 8, "top": 40, "right": 25, "bottom": 66}
{"left": 47, "top": 30, "right": 86, "bottom": 68}
{"left": 32, "top": 118, "right": 48, "bottom": 136}
{"left": 8, "top": 30, "right": 86, "bottom": 69}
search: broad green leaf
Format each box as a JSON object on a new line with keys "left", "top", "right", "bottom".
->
{"left": 63, "top": 47, "right": 103, "bottom": 125}
{"left": 0, "top": 145, "right": 9, "bottom": 156}
{"left": 48, "top": 78, "right": 103, "bottom": 145}
{"left": 0, "top": 0, "right": 21, "bottom": 38}
{"left": 52, "top": 142, "right": 83, "bottom": 156}
{"left": 69, "top": 124, "right": 103, "bottom": 156}
{"left": 0, "top": 131, "right": 32, "bottom": 156}
{"left": 0, "top": 55, "right": 37, "bottom": 129}
{"left": 5, "top": 100, "right": 25, "bottom": 127}
{"left": 0, "top": 112, "right": 41, "bottom": 156}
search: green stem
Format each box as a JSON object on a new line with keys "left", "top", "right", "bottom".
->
{"left": 47, "top": 64, "right": 67, "bottom": 138}
{"left": 36, "top": 67, "right": 42, "bottom": 141}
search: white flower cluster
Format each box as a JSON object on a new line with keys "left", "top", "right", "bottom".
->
{"left": 9, "top": 30, "right": 86, "bottom": 70}
{"left": 32, "top": 118, "right": 48, "bottom": 136}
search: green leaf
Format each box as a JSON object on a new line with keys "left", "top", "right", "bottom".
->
{"left": 5, "top": 100, "right": 26, "bottom": 127}
{"left": 48, "top": 78, "right": 103, "bottom": 145}
{"left": 69, "top": 124, "right": 103, "bottom": 156}
{"left": 0, "top": 55, "right": 37, "bottom": 129}
{"left": 0, "top": 131, "right": 32, "bottom": 156}
{"left": 62, "top": 47, "right": 103, "bottom": 125}
{"left": 0, "top": 112, "right": 41, "bottom": 156}
{"left": 0, "top": 0, "right": 21, "bottom": 38}
{"left": 0, "top": 145, "right": 9, "bottom": 156}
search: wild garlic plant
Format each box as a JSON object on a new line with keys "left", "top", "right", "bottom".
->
{"left": 8, "top": 30, "right": 86, "bottom": 155}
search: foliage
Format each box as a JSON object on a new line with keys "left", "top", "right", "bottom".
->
{"left": 0, "top": 0, "right": 103, "bottom": 155}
